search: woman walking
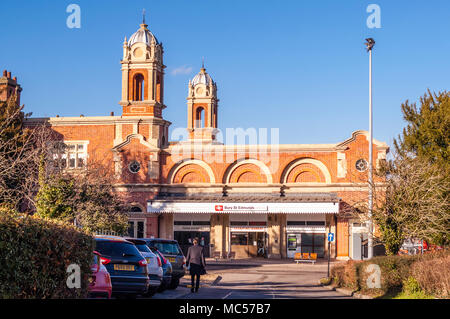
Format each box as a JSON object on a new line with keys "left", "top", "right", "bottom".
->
{"left": 186, "top": 237, "right": 206, "bottom": 293}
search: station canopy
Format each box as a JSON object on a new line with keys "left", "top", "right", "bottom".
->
{"left": 147, "top": 193, "right": 339, "bottom": 214}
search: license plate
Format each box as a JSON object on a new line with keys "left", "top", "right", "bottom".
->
{"left": 114, "top": 264, "right": 135, "bottom": 271}
{"left": 168, "top": 257, "right": 176, "bottom": 263}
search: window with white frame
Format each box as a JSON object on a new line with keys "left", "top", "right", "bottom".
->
{"left": 128, "top": 219, "right": 146, "bottom": 238}
{"left": 52, "top": 141, "right": 88, "bottom": 169}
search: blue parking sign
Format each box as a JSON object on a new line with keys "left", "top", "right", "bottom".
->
{"left": 328, "top": 233, "right": 334, "bottom": 242}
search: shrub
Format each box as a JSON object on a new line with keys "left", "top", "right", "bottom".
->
{"left": 330, "top": 264, "right": 345, "bottom": 287}
{"left": 358, "top": 255, "right": 418, "bottom": 296}
{"left": 411, "top": 251, "right": 450, "bottom": 298}
{"left": 402, "top": 276, "right": 421, "bottom": 295}
{"left": 330, "top": 260, "right": 361, "bottom": 291}
{"left": 0, "top": 213, "right": 94, "bottom": 298}
{"left": 330, "top": 251, "right": 449, "bottom": 298}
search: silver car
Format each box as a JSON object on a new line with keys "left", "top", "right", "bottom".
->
{"left": 126, "top": 238, "right": 163, "bottom": 296}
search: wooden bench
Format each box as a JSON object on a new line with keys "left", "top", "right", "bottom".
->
{"left": 294, "top": 252, "right": 317, "bottom": 264}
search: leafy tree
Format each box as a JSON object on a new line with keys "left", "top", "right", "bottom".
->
{"left": 370, "top": 90, "right": 450, "bottom": 253}
{"left": 35, "top": 155, "right": 128, "bottom": 234}
{"left": 374, "top": 91, "right": 450, "bottom": 249}
{"left": 35, "top": 157, "right": 76, "bottom": 222}
{"left": 394, "top": 90, "right": 450, "bottom": 169}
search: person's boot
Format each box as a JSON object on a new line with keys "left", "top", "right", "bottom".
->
{"left": 191, "top": 288, "right": 195, "bottom": 293}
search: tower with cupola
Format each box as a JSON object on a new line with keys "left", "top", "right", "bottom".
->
{"left": 187, "top": 65, "right": 219, "bottom": 143}
{"left": 119, "top": 18, "right": 165, "bottom": 118}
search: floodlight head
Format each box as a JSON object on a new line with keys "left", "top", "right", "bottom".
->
{"left": 365, "top": 38, "right": 375, "bottom": 52}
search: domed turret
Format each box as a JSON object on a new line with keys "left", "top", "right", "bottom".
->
{"left": 186, "top": 64, "right": 219, "bottom": 144}
{"left": 128, "top": 23, "right": 159, "bottom": 47}
{"left": 191, "top": 67, "right": 214, "bottom": 86}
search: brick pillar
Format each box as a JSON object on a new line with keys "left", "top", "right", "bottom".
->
{"left": 159, "top": 213, "right": 173, "bottom": 239}
{"left": 267, "top": 214, "right": 281, "bottom": 259}
{"left": 210, "top": 213, "right": 229, "bottom": 256}
{"left": 223, "top": 214, "right": 230, "bottom": 255}
{"left": 279, "top": 214, "right": 287, "bottom": 259}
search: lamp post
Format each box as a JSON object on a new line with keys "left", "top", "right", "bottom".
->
{"left": 365, "top": 38, "right": 375, "bottom": 259}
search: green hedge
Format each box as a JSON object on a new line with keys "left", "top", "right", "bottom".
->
{"left": 0, "top": 214, "right": 94, "bottom": 298}
{"left": 357, "top": 255, "right": 418, "bottom": 296}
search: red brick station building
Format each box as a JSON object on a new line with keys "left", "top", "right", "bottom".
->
{"left": 3, "top": 21, "right": 389, "bottom": 260}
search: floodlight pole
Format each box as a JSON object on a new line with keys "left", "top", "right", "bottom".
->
{"left": 365, "top": 38, "right": 375, "bottom": 259}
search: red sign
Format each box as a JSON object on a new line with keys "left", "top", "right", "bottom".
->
{"left": 215, "top": 205, "right": 224, "bottom": 211}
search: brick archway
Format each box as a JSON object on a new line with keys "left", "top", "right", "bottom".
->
{"left": 281, "top": 158, "right": 331, "bottom": 184}
{"left": 223, "top": 159, "right": 273, "bottom": 184}
{"left": 168, "top": 159, "right": 216, "bottom": 184}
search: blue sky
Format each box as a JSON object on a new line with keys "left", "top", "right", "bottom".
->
{"left": 1, "top": 0, "right": 449, "bottom": 146}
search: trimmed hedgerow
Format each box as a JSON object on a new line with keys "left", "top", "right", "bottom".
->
{"left": 358, "top": 255, "right": 418, "bottom": 296}
{"left": 330, "top": 250, "right": 449, "bottom": 298}
{"left": 0, "top": 213, "right": 94, "bottom": 298}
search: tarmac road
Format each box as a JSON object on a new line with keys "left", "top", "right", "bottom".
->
{"left": 153, "top": 260, "right": 350, "bottom": 299}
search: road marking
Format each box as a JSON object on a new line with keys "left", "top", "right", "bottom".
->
{"left": 222, "top": 291, "right": 232, "bottom": 299}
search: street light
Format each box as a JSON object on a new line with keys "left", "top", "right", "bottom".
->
{"left": 365, "top": 38, "right": 375, "bottom": 259}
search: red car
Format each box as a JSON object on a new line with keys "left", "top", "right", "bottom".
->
{"left": 88, "top": 251, "right": 112, "bottom": 299}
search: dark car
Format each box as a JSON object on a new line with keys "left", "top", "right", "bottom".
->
{"left": 149, "top": 246, "right": 173, "bottom": 292}
{"left": 142, "top": 238, "right": 185, "bottom": 289}
{"left": 94, "top": 235, "right": 149, "bottom": 297}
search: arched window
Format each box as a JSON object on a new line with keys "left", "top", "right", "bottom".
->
{"left": 133, "top": 74, "right": 145, "bottom": 101}
{"left": 156, "top": 75, "right": 162, "bottom": 103}
{"left": 130, "top": 206, "right": 143, "bottom": 213}
{"left": 195, "top": 107, "right": 204, "bottom": 128}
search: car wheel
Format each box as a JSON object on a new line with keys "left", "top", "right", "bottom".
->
{"left": 168, "top": 277, "right": 179, "bottom": 290}
{"left": 157, "top": 284, "right": 166, "bottom": 293}
{"left": 145, "top": 287, "right": 158, "bottom": 297}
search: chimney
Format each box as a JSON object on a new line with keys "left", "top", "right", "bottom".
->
{"left": 110, "top": 111, "right": 114, "bottom": 116}
{"left": 2, "top": 70, "right": 6, "bottom": 77}
{"left": 7, "top": 71, "right": 11, "bottom": 79}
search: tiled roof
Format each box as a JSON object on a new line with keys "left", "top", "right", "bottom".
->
{"left": 154, "top": 192, "right": 339, "bottom": 203}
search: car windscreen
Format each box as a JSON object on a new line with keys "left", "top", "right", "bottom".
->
{"left": 153, "top": 242, "right": 182, "bottom": 255}
{"left": 95, "top": 241, "right": 140, "bottom": 257}
{"left": 134, "top": 243, "right": 151, "bottom": 253}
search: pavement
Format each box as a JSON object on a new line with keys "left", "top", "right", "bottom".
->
{"left": 153, "top": 258, "right": 351, "bottom": 299}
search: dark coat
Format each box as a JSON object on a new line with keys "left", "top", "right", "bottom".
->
{"left": 186, "top": 244, "right": 206, "bottom": 275}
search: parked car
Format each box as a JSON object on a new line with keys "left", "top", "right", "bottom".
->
{"left": 94, "top": 235, "right": 149, "bottom": 298}
{"left": 88, "top": 251, "right": 112, "bottom": 298}
{"left": 148, "top": 246, "right": 173, "bottom": 292}
{"left": 125, "top": 238, "right": 163, "bottom": 297}
{"left": 142, "top": 238, "right": 185, "bottom": 289}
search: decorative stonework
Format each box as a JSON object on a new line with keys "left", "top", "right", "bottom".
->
{"left": 337, "top": 152, "right": 347, "bottom": 178}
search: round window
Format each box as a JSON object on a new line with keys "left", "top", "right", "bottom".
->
{"left": 355, "top": 159, "right": 368, "bottom": 172}
{"left": 128, "top": 160, "right": 141, "bottom": 174}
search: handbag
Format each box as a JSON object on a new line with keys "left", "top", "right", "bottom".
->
{"left": 200, "top": 267, "right": 207, "bottom": 275}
